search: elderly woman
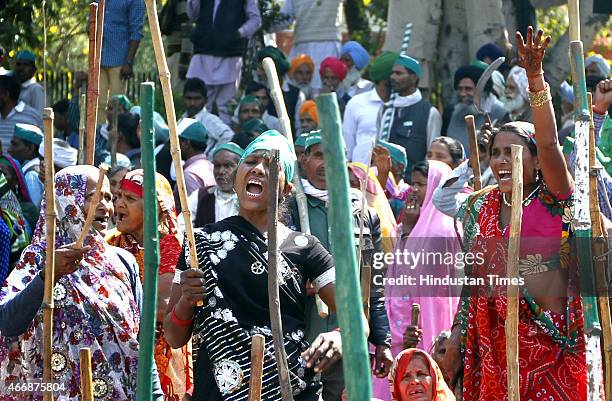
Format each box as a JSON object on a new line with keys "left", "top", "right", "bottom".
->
{"left": 389, "top": 349, "right": 455, "bottom": 401}
{"left": 0, "top": 165, "right": 162, "bottom": 400}
{"left": 444, "top": 28, "right": 588, "bottom": 400}
{"left": 165, "top": 130, "right": 342, "bottom": 401}
{"left": 108, "top": 169, "right": 191, "bottom": 399}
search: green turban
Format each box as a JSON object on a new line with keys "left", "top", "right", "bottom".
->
{"left": 295, "top": 132, "right": 309, "bottom": 148}
{"left": 257, "top": 46, "right": 291, "bottom": 77}
{"left": 111, "top": 94, "right": 134, "bottom": 112}
{"left": 239, "top": 130, "right": 296, "bottom": 182}
{"left": 304, "top": 130, "right": 322, "bottom": 150}
{"left": 394, "top": 54, "right": 421, "bottom": 77}
{"left": 377, "top": 139, "right": 407, "bottom": 168}
{"left": 369, "top": 51, "right": 399, "bottom": 82}
{"left": 212, "top": 142, "right": 244, "bottom": 158}
{"left": 239, "top": 95, "right": 261, "bottom": 109}
{"left": 240, "top": 118, "right": 268, "bottom": 135}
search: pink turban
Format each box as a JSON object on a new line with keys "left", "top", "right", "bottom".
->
{"left": 319, "top": 57, "right": 348, "bottom": 81}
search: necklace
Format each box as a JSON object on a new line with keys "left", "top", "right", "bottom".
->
{"left": 502, "top": 183, "right": 542, "bottom": 207}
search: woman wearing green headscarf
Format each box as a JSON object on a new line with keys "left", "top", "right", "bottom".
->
{"left": 164, "top": 130, "right": 342, "bottom": 401}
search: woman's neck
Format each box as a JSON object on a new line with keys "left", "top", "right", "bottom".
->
{"left": 239, "top": 209, "right": 269, "bottom": 235}
{"left": 131, "top": 228, "right": 144, "bottom": 247}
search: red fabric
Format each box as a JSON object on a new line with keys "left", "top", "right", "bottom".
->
{"left": 320, "top": 57, "right": 348, "bottom": 80}
{"left": 462, "top": 189, "right": 587, "bottom": 401}
{"left": 390, "top": 349, "right": 455, "bottom": 401}
{"left": 119, "top": 178, "right": 144, "bottom": 197}
{"left": 159, "top": 234, "right": 181, "bottom": 275}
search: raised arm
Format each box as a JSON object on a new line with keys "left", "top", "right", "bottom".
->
{"left": 517, "top": 27, "right": 572, "bottom": 197}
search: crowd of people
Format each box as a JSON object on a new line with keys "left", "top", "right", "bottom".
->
{"left": 0, "top": 0, "right": 612, "bottom": 400}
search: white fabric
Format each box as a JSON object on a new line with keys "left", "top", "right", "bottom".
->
{"left": 301, "top": 178, "right": 362, "bottom": 203}
{"left": 343, "top": 88, "right": 385, "bottom": 164}
{"left": 214, "top": 187, "right": 239, "bottom": 222}
{"left": 507, "top": 66, "right": 529, "bottom": 100}
{"left": 38, "top": 138, "right": 78, "bottom": 168}
{"left": 312, "top": 268, "right": 335, "bottom": 291}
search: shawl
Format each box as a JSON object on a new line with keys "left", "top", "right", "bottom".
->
{"left": 389, "top": 348, "right": 455, "bottom": 401}
{"left": 0, "top": 165, "right": 140, "bottom": 400}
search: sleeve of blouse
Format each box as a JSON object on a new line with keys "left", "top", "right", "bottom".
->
{"left": 303, "top": 236, "right": 336, "bottom": 292}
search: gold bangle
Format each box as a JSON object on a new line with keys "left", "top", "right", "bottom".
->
{"left": 528, "top": 83, "right": 552, "bottom": 108}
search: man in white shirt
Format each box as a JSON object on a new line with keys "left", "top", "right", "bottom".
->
{"left": 7, "top": 123, "right": 44, "bottom": 207}
{"left": 0, "top": 75, "right": 42, "bottom": 152}
{"left": 180, "top": 77, "right": 234, "bottom": 160}
{"left": 13, "top": 50, "right": 45, "bottom": 114}
{"left": 343, "top": 51, "right": 397, "bottom": 164}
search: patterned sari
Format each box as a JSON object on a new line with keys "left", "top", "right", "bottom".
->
{"left": 107, "top": 170, "right": 191, "bottom": 400}
{"left": 455, "top": 186, "right": 587, "bottom": 401}
{"left": 0, "top": 166, "right": 141, "bottom": 400}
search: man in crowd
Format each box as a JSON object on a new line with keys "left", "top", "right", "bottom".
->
{"left": 232, "top": 95, "right": 262, "bottom": 133}
{"left": 298, "top": 100, "right": 319, "bottom": 134}
{"left": 586, "top": 54, "right": 610, "bottom": 80}
{"left": 181, "top": 77, "right": 234, "bottom": 159}
{"left": 274, "top": 0, "right": 343, "bottom": 92}
{"left": 52, "top": 99, "right": 79, "bottom": 149}
{"left": 231, "top": 118, "right": 268, "bottom": 149}
{"left": 319, "top": 57, "right": 349, "bottom": 114}
{"left": 344, "top": 51, "right": 397, "bottom": 164}
{"left": 340, "top": 41, "right": 372, "bottom": 98}
{"left": 180, "top": 142, "right": 243, "bottom": 231}
{"left": 387, "top": 54, "right": 441, "bottom": 177}
{"left": 7, "top": 123, "right": 44, "bottom": 207}
{"left": 288, "top": 131, "right": 392, "bottom": 401}
{"left": 13, "top": 50, "right": 44, "bottom": 113}
{"left": 244, "top": 81, "right": 282, "bottom": 132}
{"left": 177, "top": 117, "right": 215, "bottom": 196}
{"left": 97, "top": 0, "right": 145, "bottom": 123}
{"left": 186, "top": 0, "right": 261, "bottom": 123}
{"left": 0, "top": 75, "right": 42, "bottom": 152}
{"left": 501, "top": 65, "right": 531, "bottom": 124}
{"left": 288, "top": 54, "right": 315, "bottom": 99}
{"left": 115, "top": 112, "right": 142, "bottom": 168}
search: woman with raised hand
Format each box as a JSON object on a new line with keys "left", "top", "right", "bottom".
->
{"left": 0, "top": 165, "right": 163, "bottom": 400}
{"left": 164, "top": 130, "right": 342, "bottom": 401}
{"left": 443, "top": 27, "right": 587, "bottom": 400}
{"left": 107, "top": 169, "right": 191, "bottom": 400}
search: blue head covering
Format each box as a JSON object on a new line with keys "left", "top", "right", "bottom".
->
{"left": 476, "top": 43, "right": 504, "bottom": 62}
{"left": 394, "top": 55, "right": 421, "bottom": 78}
{"left": 341, "top": 41, "right": 371, "bottom": 70}
{"left": 16, "top": 50, "right": 36, "bottom": 64}
{"left": 239, "top": 130, "right": 296, "bottom": 182}
{"left": 377, "top": 140, "right": 407, "bottom": 168}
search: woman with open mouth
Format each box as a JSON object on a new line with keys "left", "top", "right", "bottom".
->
{"left": 443, "top": 28, "right": 587, "bottom": 400}
{"left": 164, "top": 129, "right": 342, "bottom": 401}
{"left": 107, "top": 169, "right": 191, "bottom": 400}
{"left": 389, "top": 348, "right": 454, "bottom": 401}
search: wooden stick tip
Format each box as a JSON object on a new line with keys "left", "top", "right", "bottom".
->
{"left": 97, "top": 163, "right": 110, "bottom": 174}
{"left": 43, "top": 108, "right": 54, "bottom": 120}
{"left": 464, "top": 114, "right": 475, "bottom": 123}
{"left": 510, "top": 144, "right": 523, "bottom": 157}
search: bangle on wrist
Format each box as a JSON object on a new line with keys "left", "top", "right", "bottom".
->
{"left": 593, "top": 105, "right": 608, "bottom": 116}
{"left": 171, "top": 306, "right": 193, "bottom": 327}
{"left": 528, "top": 83, "right": 552, "bottom": 108}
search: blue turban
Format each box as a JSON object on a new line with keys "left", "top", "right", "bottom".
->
{"left": 476, "top": 43, "right": 504, "bottom": 62}
{"left": 239, "top": 130, "right": 296, "bottom": 182}
{"left": 341, "top": 41, "right": 370, "bottom": 70}
{"left": 377, "top": 139, "right": 407, "bottom": 168}
{"left": 394, "top": 55, "right": 421, "bottom": 78}
{"left": 16, "top": 50, "right": 36, "bottom": 64}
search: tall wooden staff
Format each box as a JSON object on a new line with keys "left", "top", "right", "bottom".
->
{"left": 42, "top": 108, "right": 56, "bottom": 401}
{"left": 505, "top": 144, "right": 523, "bottom": 401}
{"left": 85, "top": 2, "right": 100, "bottom": 165}
{"left": 267, "top": 149, "right": 293, "bottom": 401}
{"left": 135, "top": 82, "right": 160, "bottom": 401}
{"left": 316, "top": 94, "right": 371, "bottom": 401}
{"left": 588, "top": 91, "right": 612, "bottom": 400}
{"left": 248, "top": 334, "right": 266, "bottom": 401}
{"left": 465, "top": 115, "right": 482, "bottom": 191}
{"left": 144, "top": 0, "right": 200, "bottom": 287}
{"left": 568, "top": 1, "right": 604, "bottom": 397}
{"left": 78, "top": 92, "right": 86, "bottom": 164}
{"left": 109, "top": 102, "right": 118, "bottom": 167}
{"left": 79, "top": 348, "right": 94, "bottom": 401}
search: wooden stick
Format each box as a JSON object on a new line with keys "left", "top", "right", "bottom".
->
{"left": 267, "top": 149, "right": 293, "bottom": 401}
{"left": 248, "top": 334, "right": 266, "bottom": 401}
{"left": 109, "top": 101, "right": 118, "bottom": 167}
{"left": 358, "top": 144, "right": 374, "bottom": 321}
{"left": 465, "top": 115, "right": 482, "bottom": 191}
{"left": 411, "top": 303, "right": 420, "bottom": 327}
{"left": 360, "top": 265, "right": 371, "bottom": 321}
{"left": 506, "top": 144, "right": 523, "bottom": 401}
{"left": 144, "top": 0, "right": 200, "bottom": 293}
{"left": 588, "top": 92, "right": 612, "bottom": 401}
{"left": 42, "top": 108, "right": 56, "bottom": 401}
{"left": 78, "top": 91, "right": 86, "bottom": 165}
{"left": 568, "top": 0, "right": 580, "bottom": 42}
{"left": 85, "top": 2, "right": 99, "bottom": 166}
{"left": 79, "top": 348, "right": 94, "bottom": 401}
{"left": 95, "top": 0, "right": 105, "bottom": 75}
{"left": 75, "top": 164, "right": 108, "bottom": 248}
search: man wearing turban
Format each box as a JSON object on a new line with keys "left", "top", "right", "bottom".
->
{"left": 320, "top": 56, "right": 351, "bottom": 115}
{"left": 500, "top": 65, "right": 532, "bottom": 124}
{"left": 186, "top": 0, "right": 261, "bottom": 124}
{"left": 289, "top": 54, "right": 315, "bottom": 99}
{"left": 298, "top": 100, "right": 319, "bottom": 134}
{"left": 13, "top": 50, "right": 44, "bottom": 114}
{"left": 340, "top": 41, "right": 373, "bottom": 98}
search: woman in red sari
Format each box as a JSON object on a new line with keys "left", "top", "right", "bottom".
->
{"left": 443, "top": 28, "right": 587, "bottom": 400}
{"left": 107, "top": 169, "right": 192, "bottom": 400}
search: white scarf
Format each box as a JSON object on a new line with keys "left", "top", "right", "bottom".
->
{"left": 301, "top": 178, "right": 362, "bottom": 204}
{"left": 214, "top": 187, "right": 239, "bottom": 222}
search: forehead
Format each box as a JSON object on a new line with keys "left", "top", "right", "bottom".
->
{"left": 429, "top": 141, "right": 449, "bottom": 153}
{"left": 491, "top": 131, "right": 526, "bottom": 148}
{"left": 295, "top": 63, "right": 311, "bottom": 73}
{"left": 322, "top": 68, "right": 339, "bottom": 78}
{"left": 213, "top": 150, "right": 240, "bottom": 163}
{"left": 240, "top": 103, "right": 259, "bottom": 111}
{"left": 184, "top": 91, "right": 204, "bottom": 98}
{"left": 15, "top": 59, "right": 34, "bottom": 67}
{"left": 392, "top": 64, "right": 408, "bottom": 74}
{"left": 457, "top": 77, "right": 475, "bottom": 88}
{"left": 406, "top": 355, "right": 429, "bottom": 371}
{"left": 251, "top": 88, "right": 267, "bottom": 97}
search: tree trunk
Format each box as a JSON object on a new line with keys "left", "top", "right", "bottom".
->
{"left": 465, "top": 0, "right": 509, "bottom": 59}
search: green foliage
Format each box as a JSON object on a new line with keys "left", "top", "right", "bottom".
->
{"left": 258, "top": 0, "right": 290, "bottom": 33}
{"left": 345, "top": 0, "right": 388, "bottom": 56}
{"left": 536, "top": 5, "right": 568, "bottom": 45}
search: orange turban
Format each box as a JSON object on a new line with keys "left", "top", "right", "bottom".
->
{"left": 299, "top": 100, "right": 319, "bottom": 124}
{"left": 289, "top": 54, "right": 315, "bottom": 76}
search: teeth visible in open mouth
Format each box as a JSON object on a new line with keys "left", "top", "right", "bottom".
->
{"left": 246, "top": 178, "right": 264, "bottom": 197}
{"left": 498, "top": 169, "right": 512, "bottom": 175}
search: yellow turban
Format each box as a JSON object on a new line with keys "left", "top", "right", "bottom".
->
{"left": 299, "top": 100, "right": 319, "bottom": 124}
{"left": 289, "top": 54, "right": 315, "bottom": 76}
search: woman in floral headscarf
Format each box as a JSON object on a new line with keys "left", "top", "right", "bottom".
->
{"left": 107, "top": 169, "right": 192, "bottom": 400}
{"left": 0, "top": 165, "right": 163, "bottom": 400}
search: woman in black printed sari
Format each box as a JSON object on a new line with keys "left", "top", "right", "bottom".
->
{"left": 164, "top": 130, "right": 340, "bottom": 401}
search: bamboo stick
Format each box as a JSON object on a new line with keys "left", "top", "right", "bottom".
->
{"left": 248, "top": 334, "right": 265, "bottom": 401}
{"left": 267, "top": 149, "right": 293, "bottom": 401}
{"left": 79, "top": 348, "right": 94, "bottom": 401}
{"left": 136, "top": 82, "right": 159, "bottom": 401}
{"left": 588, "top": 92, "right": 612, "bottom": 400}
{"left": 316, "top": 93, "right": 371, "bottom": 401}
{"left": 568, "top": 0, "right": 580, "bottom": 42}
{"left": 109, "top": 101, "right": 118, "bottom": 167}
{"left": 78, "top": 92, "right": 86, "bottom": 165}
{"left": 360, "top": 265, "right": 371, "bottom": 321}
{"left": 506, "top": 144, "right": 523, "bottom": 401}
{"left": 85, "top": 2, "right": 99, "bottom": 166}
{"left": 465, "top": 115, "right": 482, "bottom": 191}
{"left": 143, "top": 0, "right": 200, "bottom": 293}
{"left": 42, "top": 108, "right": 56, "bottom": 401}
{"left": 95, "top": 0, "right": 105, "bottom": 76}
{"left": 75, "top": 164, "right": 108, "bottom": 248}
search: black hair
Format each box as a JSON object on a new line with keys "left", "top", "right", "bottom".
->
{"left": 52, "top": 99, "right": 70, "bottom": 114}
{"left": 183, "top": 77, "right": 208, "bottom": 99}
{"left": 189, "top": 139, "right": 208, "bottom": 152}
{"left": 453, "top": 65, "right": 493, "bottom": 93}
{"left": 0, "top": 75, "right": 21, "bottom": 101}
{"left": 488, "top": 123, "right": 538, "bottom": 157}
{"left": 412, "top": 160, "right": 429, "bottom": 178}
{"left": 245, "top": 81, "right": 269, "bottom": 96}
{"left": 431, "top": 137, "right": 465, "bottom": 165}
{"left": 117, "top": 112, "right": 140, "bottom": 149}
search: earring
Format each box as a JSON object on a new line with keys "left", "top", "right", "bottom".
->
{"left": 535, "top": 169, "right": 541, "bottom": 182}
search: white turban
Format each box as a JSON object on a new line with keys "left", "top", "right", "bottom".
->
{"left": 507, "top": 66, "right": 529, "bottom": 100}
{"left": 585, "top": 54, "right": 611, "bottom": 77}
{"left": 38, "top": 138, "right": 78, "bottom": 168}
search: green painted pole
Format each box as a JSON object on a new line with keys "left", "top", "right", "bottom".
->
{"left": 136, "top": 82, "right": 159, "bottom": 401}
{"left": 315, "top": 93, "right": 371, "bottom": 401}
